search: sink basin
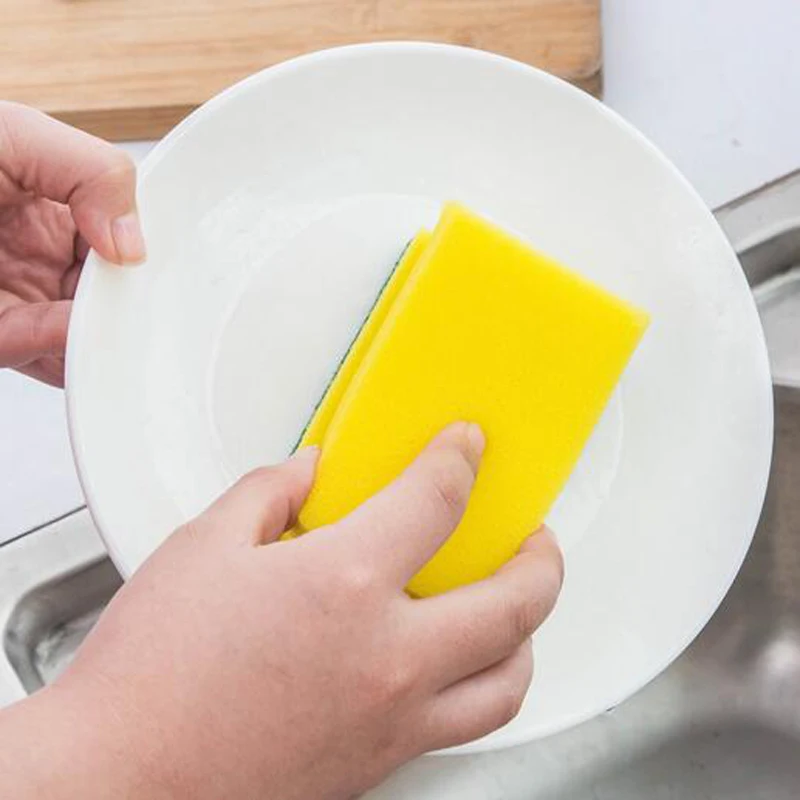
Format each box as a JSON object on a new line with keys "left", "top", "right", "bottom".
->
{"left": 2, "top": 172, "right": 800, "bottom": 798}
{"left": 370, "top": 382, "right": 800, "bottom": 799}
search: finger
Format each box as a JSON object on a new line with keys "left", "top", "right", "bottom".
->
{"left": 328, "top": 422, "right": 485, "bottom": 586}
{"left": 0, "top": 102, "right": 145, "bottom": 264}
{"left": 15, "top": 356, "right": 65, "bottom": 387}
{"left": 416, "top": 527, "right": 563, "bottom": 687}
{"left": 423, "top": 643, "right": 533, "bottom": 751}
{"left": 61, "top": 261, "right": 83, "bottom": 300}
{"left": 0, "top": 301, "right": 71, "bottom": 368}
{"left": 199, "top": 447, "right": 320, "bottom": 546}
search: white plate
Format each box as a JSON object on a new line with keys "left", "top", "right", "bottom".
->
{"left": 66, "top": 43, "right": 773, "bottom": 753}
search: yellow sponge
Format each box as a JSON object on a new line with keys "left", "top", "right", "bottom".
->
{"left": 288, "top": 203, "right": 649, "bottom": 596}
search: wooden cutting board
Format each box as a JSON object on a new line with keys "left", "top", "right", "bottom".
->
{"left": 1, "top": 0, "right": 601, "bottom": 141}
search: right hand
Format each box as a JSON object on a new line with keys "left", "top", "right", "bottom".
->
{"left": 46, "top": 423, "right": 564, "bottom": 798}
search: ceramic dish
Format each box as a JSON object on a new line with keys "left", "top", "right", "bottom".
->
{"left": 66, "top": 42, "right": 773, "bottom": 753}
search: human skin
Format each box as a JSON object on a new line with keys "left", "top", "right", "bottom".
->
{"left": 0, "top": 103, "right": 564, "bottom": 798}
{"left": 0, "top": 101, "right": 145, "bottom": 385}
{"left": 0, "top": 425, "right": 563, "bottom": 799}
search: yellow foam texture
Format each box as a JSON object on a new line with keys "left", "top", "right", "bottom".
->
{"left": 287, "top": 203, "right": 649, "bottom": 597}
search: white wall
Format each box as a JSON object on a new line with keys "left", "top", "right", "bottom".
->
{"left": 603, "top": 0, "right": 800, "bottom": 208}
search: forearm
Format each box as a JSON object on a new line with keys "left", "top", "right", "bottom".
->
{"left": 0, "top": 681, "right": 154, "bottom": 799}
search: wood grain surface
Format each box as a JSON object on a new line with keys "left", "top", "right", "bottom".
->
{"left": 1, "top": 0, "right": 601, "bottom": 141}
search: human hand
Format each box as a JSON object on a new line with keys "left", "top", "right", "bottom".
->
{"left": 0, "top": 102, "right": 145, "bottom": 386}
{"left": 9, "top": 423, "right": 562, "bottom": 799}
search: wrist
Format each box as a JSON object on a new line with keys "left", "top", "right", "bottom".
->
{"left": 0, "top": 677, "right": 164, "bottom": 799}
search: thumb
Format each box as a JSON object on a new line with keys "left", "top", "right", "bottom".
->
{"left": 0, "top": 301, "right": 71, "bottom": 368}
{"left": 0, "top": 102, "right": 145, "bottom": 265}
{"left": 199, "top": 448, "right": 320, "bottom": 547}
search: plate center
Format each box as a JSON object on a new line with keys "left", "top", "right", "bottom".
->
{"left": 210, "top": 194, "right": 623, "bottom": 551}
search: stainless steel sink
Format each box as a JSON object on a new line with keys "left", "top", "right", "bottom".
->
{"left": 0, "top": 510, "right": 118, "bottom": 706}
{"left": 2, "top": 173, "right": 800, "bottom": 799}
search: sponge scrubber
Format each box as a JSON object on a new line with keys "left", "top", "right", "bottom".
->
{"left": 288, "top": 203, "right": 649, "bottom": 597}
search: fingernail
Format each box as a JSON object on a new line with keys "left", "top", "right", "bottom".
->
{"left": 111, "top": 211, "right": 146, "bottom": 265}
{"left": 463, "top": 422, "right": 485, "bottom": 473}
{"left": 290, "top": 445, "right": 320, "bottom": 465}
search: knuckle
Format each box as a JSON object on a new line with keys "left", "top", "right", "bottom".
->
{"left": 181, "top": 519, "right": 202, "bottom": 545}
{"left": 339, "top": 563, "right": 378, "bottom": 599}
{"left": 504, "top": 549, "right": 565, "bottom": 638}
{"left": 237, "top": 465, "right": 278, "bottom": 492}
{"left": 17, "top": 304, "right": 63, "bottom": 357}
{"left": 25, "top": 306, "right": 45, "bottom": 348}
{"left": 231, "top": 466, "right": 291, "bottom": 514}
{"left": 105, "top": 148, "right": 136, "bottom": 181}
{"left": 367, "top": 662, "right": 416, "bottom": 709}
{"left": 34, "top": 304, "right": 55, "bottom": 339}
{"left": 509, "top": 594, "right": 539, "bottom": 641}
{"left": 429, "top": 453, "right": 473, "bottom": 525}
{"left": 495, "top": 684, "right": 526, "bottom": 727}
{"left": 77, "top": 146, "right": 137, "bottom": 200}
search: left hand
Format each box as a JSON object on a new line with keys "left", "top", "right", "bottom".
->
{"left": 0, "top": 102, "right": 145, "bottom": 386}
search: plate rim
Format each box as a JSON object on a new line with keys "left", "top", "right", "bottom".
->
{"left": 65, "top": 41, "right": 775, "bottom": 753}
